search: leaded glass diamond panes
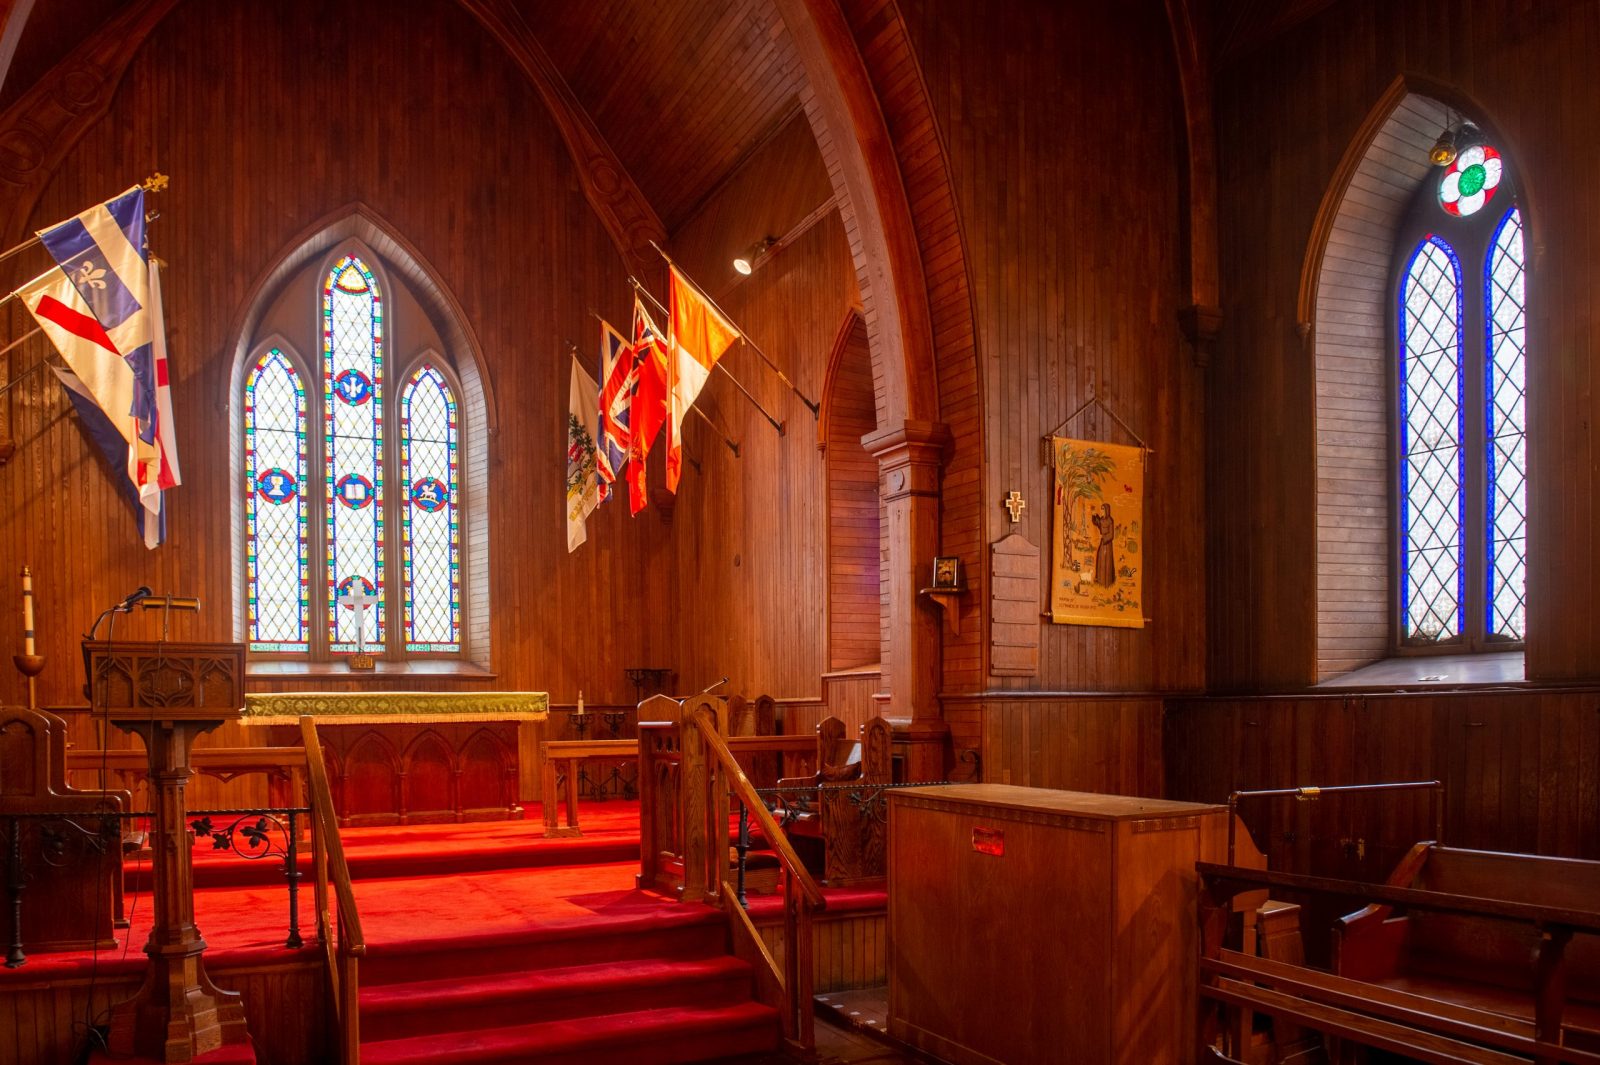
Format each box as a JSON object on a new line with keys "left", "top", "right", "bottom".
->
{"left": 1486, "top": 206, "right": 1527, "bottom": 639}
{"left": 324, "top": 255, "right": 384, "bottom": 651}
{"left": 1399, "top": 236, "right": 1465, "bottom": 642}
{"left": 244, "top": 348, "right": 309, "bottom": 651}
{"left": 400, "top": 365, "right": 461, "bottom": 652}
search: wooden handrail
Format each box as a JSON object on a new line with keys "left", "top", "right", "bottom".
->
{"left": 300, "top": 718, "right": 364, "bottom": 954}
{"left": 688, "top": 706, "right": 825, "bottom": 909}
{"left": 301, "top": 716, "right": 363, "bottom": 1064}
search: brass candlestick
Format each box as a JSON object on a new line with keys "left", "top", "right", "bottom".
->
{"left": 12, "top": 653, "right": 43, "bottom": 710}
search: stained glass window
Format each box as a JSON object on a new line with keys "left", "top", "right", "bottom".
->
{"left": 400, "top": 365, "right": 461, "bottom": 651}
{"left": 1438, "top": 143, "right": 1503, "bottom": 218}
{"left": 243, "top": 348, "right": 309, "bottom": 651}
{"left": 1398, "top": 235, "right": 1465, "bottom": 642}
{"left": 1485, "top": 206, "right": 1527, "bottom": 639}
{"left": 323, "top": 255, "right": 385, "bottom": 652}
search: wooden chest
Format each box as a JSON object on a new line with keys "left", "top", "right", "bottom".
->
{"left": 887, "top": 784, "right": 1228, "bottom": 1065}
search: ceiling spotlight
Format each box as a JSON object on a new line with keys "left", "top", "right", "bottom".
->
{"left": 732, "top": 237, "right": 776, "bottom": 276}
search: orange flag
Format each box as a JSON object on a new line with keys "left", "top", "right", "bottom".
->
{"left": 666, "top": 265, "right": 740, "bottom": 491}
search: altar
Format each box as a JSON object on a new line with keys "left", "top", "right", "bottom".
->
{"left": 243, "top": 691, "right": 550, "bottom": 826}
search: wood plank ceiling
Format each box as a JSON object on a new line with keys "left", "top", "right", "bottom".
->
{"left": 0, "top": 0, "right": 807, "bottom": 239}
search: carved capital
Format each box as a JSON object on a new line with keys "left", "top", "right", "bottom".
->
{"left": 863, "top": 420, "right": 949, "bottom": 501}
{"left": 1178, "top": 303, "right": 1223, "bottom": 367}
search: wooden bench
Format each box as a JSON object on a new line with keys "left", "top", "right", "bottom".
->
{"left": 1334, "top": 844, "right": 1600, "bottom": 1056}
{"left": 1198, "top": 855, "right": 1600, "bottom": 1065}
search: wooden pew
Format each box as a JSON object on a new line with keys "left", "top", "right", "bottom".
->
{"left": 773, "top": 716, "right": 893, "bottom": 885}
{"left": 1198, "top": 854, "right": 1600, "bottom": 1065}
{"left": 1333, "top": 845, "right": 1600, "bottom": 1055}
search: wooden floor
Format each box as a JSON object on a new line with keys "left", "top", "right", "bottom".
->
{"left": 721, "top": 987, "right": 930, "bottom": 1064}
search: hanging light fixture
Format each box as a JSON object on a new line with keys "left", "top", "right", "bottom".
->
{"left": 1428, "top": 125, "right": 1458, "bottom": 167}
{"left": 732, "top": 236, "right": 776, "bottom": 276}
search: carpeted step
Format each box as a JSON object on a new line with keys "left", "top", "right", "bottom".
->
{"left": 360, "top": 1001, "right": 779, "bottom": 1065}
{"left": 361, "top": 908, "right": 727, "bottom": 985}
{"left": 360, "top": 955, "right": 755, "bottom": 1041}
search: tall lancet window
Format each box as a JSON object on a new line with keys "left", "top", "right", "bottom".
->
{"left": 243, "top": 348, "right": 310, "bottom": 650}
{"left": 1395, "top": 134, "right": 1527, "bottom": 650}
{"left": 399, "top": 365, "right": 461, "bottom": 651}
{"left": 323, "top": 255, "right": 385, "bottom": 651}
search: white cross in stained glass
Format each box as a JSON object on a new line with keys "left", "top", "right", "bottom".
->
{"left": 337, "top": 583, "right": 380, "bottom": 652}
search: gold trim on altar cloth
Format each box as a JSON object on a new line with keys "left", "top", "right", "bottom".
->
{"left": 241, "top": 690, "right": 550, "bottom": 725}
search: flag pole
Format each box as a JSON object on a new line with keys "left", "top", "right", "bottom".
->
{"left": 582, "top": 315, "right": 742, "bottom": 459}
{"left": 647, "top": 240, "right": 820, "bottom": 420}
{"left": 0, "top": 176, "right": 168, "bottom": 270}
{"left": 627, "top": 276, "right": 786, "bottom": 437}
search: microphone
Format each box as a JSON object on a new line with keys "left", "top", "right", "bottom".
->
{"left": 116, "top": 586, "right": 153, "bottom": 613}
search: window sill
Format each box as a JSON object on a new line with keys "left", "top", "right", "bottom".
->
{"left": 247, "top": 660, "right": 497, "bottom": 682}
{"left": 1315, "top": 650, "right": 1524, "bottom": 690}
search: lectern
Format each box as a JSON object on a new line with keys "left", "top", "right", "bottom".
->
{"left": 85, "top": 641, "right": 252, "bottom": 1063}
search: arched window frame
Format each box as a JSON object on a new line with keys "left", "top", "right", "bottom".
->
{"left": 237, "top": 238, "right": 475, "bottom": 664}
{"left": 1390, "top": 150, "right": 1527, "bottom": 654}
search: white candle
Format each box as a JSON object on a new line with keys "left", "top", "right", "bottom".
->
{"left": 576, "top": 690, "right": 586, "bottom": 716}
{"left": 21, "top": 567, "right": 34, "bottom": 656}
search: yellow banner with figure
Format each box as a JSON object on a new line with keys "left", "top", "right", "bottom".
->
{"left": 1050, "top": 437, "right": 1144, "bottom": 627}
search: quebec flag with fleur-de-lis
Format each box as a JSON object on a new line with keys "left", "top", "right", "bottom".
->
{"left": 20, "top": 185, "right": 181, "bottom": 547}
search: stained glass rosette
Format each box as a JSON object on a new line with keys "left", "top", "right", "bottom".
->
{"left": 244, "top": 348, "right": 309, "bottom": 651}
{"left": 400, "top": 365, "right": 461, "bottom": 652}
{"left": 1438, "top": 144, "right": 1503, "bottom": 218}
{"left": 323, "top": 256, "right": 384, "bottom": 651}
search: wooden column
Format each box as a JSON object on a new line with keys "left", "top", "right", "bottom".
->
{"left": 106, "top": 712, "right": 250, "bottom": 1063}
{"left": 864, "top": 421, "right": 949, "bottom": 782}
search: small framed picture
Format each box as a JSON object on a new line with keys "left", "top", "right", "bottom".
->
{"left": 931, "top": 556, "right": 963, "bottom": 591}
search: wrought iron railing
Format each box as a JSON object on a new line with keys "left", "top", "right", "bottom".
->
{"left": 2, "top": 805, "right": 310, "bottom": 969}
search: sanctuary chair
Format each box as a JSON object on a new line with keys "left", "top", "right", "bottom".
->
{"left": 772, "top": 715, "right": 892, "bottom": 885}
{"left": 0, "top": 704, "right": 133, "bottom": 961}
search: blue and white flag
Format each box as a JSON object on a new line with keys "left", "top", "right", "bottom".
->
{"left": 51, "top": 365, "right": 165, "bottom": 547}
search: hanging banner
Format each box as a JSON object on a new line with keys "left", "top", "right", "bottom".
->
{"left": 1049, "top": 436, "right": 1144, "bottom": 627}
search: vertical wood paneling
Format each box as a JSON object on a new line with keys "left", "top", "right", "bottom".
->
{"left": 899, "top": 0, "right": 1204, "bottom": 692}
{"left": 1166, "top": 687, "right": 1600, "bottom": 875}
{"left": 968, "top": 696, "right": 1164, "bottom": 797}
{"left": 824, "top": 314, "right": 879, "bottom": 671}
{"left": 667, "top": 109, "right": 859, "bottom": 701}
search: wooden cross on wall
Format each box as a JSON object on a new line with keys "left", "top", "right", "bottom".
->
{"left": 1004, "top": 491, "right": 1027, "bottom": 523}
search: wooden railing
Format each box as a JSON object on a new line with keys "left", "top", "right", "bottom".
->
{"left": 301, "top": 717, "right": 364, "bottom": 1065}
{"left": 686, "top": 698, "right": 827, "bottom": 1055}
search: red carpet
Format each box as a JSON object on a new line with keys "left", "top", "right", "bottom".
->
{"left": 8, "top": 803, "right": 781, "bottom": 1064}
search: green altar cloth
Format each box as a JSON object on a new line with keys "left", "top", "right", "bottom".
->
{"left": 241, "top": 690, "right": 549, "bottom": 725}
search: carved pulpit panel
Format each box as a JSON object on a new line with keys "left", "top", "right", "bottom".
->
{"left": 85, "top": 641, "right": 244, "bottom": 718}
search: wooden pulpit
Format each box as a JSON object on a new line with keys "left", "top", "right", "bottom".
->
{"left": 85, "top": 641, "right": 252, "bottom": 1063}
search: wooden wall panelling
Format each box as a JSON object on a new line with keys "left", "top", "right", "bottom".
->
{"left": 971, "top": 696, "right": 1164, "bottom": 797}
{"left": 753, "top": 907, "right": 886, "bottom": 994}
{"left": 1165, "top": 688, "right": 1600, "bottom": 878}
{"left": 0, "top": 958, "right": 325, "bottom": 1065}
{"left": 823, "top": 311, "right": 880, "bottom": 672}
{"left": 1210, "top": 0, "right": 1600, "bottom": 686}
{"left": 666, "top": 108, "right": 859, "bottom": 701}
{"left": 897, "top": 0, "right": 1203, "bottom": 693}
{"left": 0, "top": 0, "right": 673, "bottom": 714}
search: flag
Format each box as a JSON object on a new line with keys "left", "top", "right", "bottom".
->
{"left": 148, "top": 259, "right": 181, "bottom": 490}
{"left": 627, "top": 297, "right": 670, "bottom": 515}
{"left": 596, "top": 317, "right": 633, "bottom": 502}
{"left": 51, "top": 366, "right": 165, "bottom": 546}
{"left": 566, "top": 354, "right": 602, "bottom": 551}
{"left": 666, "top": 266, "right": 740, "bottom": 492}
{"left": 19, "top": 265, "right": 164, "bottom": 547}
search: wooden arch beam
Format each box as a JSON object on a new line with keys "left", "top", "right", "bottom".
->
{"left": 455, "top": 0, "right": 667, "bottom": 276}
{"left": 1163, "top": 0, "right": 1223, "bottom": 363}
{"left": 0, "top": 0, "right": 180, "bottom": 247}
{"left": 772, "top": 0, "right": 938, "bottom": 429}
